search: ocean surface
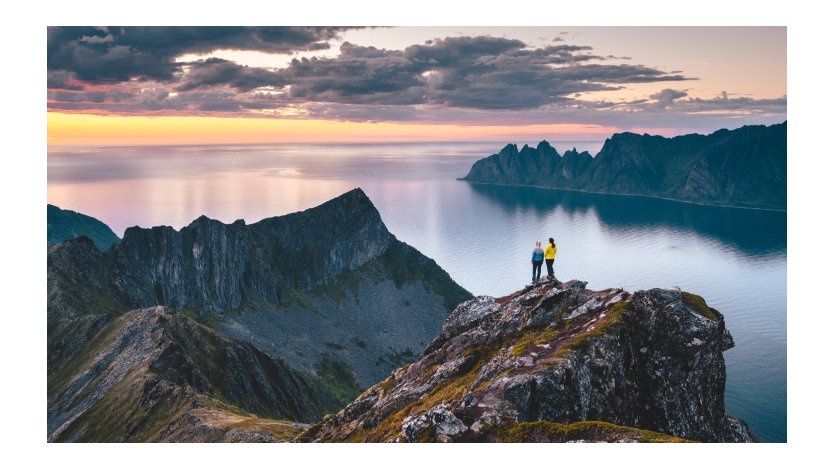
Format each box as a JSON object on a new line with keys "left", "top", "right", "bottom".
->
{"left": 47, "top": 141, "right": 787, "bottom": 442}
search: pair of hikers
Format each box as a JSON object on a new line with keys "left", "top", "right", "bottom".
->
{"left": 531, "top": 238, "right": 557, "bottom": 281}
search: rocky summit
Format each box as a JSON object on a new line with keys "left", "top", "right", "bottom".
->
{"left": 305, "top": 278, "right": 752, "bottom": 443}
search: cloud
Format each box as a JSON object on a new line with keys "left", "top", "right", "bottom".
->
{"left": 650, "top": 88, "right": 689, "bottom": 107}
{"left": 47, "top": 26, "right": 356, "bottom": 82}
{"left": 46, "top": 28, "right": 786, "bottom": 130}
{"left": 176, "top": 58, "right": 288, "bottom": 92}
{"left": 253, "top": 37, "right": 693, "bottom": 110}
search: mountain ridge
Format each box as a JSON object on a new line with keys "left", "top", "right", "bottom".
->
{"left": 48, "top": 189, "right": 472, "bottom": 441}
{"left": 48, "top": 305, "right": 333, "bottom": 442}
{"left": 460, "top": 122, "right": 786, "bottom": 210}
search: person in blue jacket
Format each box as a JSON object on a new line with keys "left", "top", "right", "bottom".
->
{"left": 531, "top": 241, "right": 544, "bottom": 282}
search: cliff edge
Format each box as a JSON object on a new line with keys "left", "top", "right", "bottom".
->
{"left": 306, "top": 278, "right": 752, "bottom": 443}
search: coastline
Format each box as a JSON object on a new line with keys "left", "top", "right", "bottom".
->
{"left": 456, "top": 178, "right": 787, "bottom": 213}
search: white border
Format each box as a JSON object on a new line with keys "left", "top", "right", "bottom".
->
{"left": 4, "top": 1, "right": 829, "bottom": 467}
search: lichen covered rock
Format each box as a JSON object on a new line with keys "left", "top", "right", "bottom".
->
{"left": 307, "top": 279, "right": 752, "bottom": 443}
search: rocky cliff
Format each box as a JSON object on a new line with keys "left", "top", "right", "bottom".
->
{"left": 47, "top": 204, "right": 121, "bottom": 250}
{"left": 305, "top": 278, "right": 752, "bottom": 443}
{"left": 460, "top": 122, "right": 786, "bottom": 210}
{"left": 48, "top": 189, "right": 472, "bottom": 439}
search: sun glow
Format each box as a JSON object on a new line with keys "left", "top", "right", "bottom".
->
{"left": 47, "top": 112, "right": 619, "bottom": 146}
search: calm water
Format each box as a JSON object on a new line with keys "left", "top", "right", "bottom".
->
{"left": 47, "top": 142, "right": 787, "bottom": 442}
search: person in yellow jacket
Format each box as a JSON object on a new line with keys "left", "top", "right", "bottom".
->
{"left": 544, "top": 237, "right": 557, "bottom": 279}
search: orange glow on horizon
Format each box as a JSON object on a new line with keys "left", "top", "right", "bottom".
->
{"left": 47, "top": 112, "right": 620, "bottom": 147}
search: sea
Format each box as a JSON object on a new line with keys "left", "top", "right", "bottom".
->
{"left": 47, "top": 141, "right": 787, "bottom": 442}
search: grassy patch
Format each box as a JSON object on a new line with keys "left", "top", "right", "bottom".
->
{"left": 295, "top": 421, "right": 323, "bottom": 442}
{"left": 474, "top": 367, "right": 516, "bottom": 392}
{"left": 304, "top": 354, "right": 363, "bottom": 413}
{"left": 279, "top": 285, "right": 311, "bottom": 311}
{"left": 178, "top": 307, "right": 222, "bottom": 330}
{"left": 478, "top": 420, "right": 693, "bottom": 443}
{"left": 512, "top": 328, "right": 558, "bottom": 357}
{"left": 557, "top": 300, "right": 632, "bottom": 356}
{"left": 53, "top": 369, "right": 192, "bottom": 442}
{"left": 682, "top": 292, "right": 720, "bottom": 321}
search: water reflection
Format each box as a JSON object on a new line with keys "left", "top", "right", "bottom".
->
{"left": 46, "top": 142, "right": 786, "bottom": 442}
{"left": 467, "top": 183, "right": 787, "bottom": 258}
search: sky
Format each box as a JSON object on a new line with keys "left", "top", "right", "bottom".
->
{"left": 46, "top": 26, "right": 786, "bottom": 146}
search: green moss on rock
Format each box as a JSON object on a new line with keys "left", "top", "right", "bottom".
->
{"left": 682, "top": 292, "right": 720, "bottom": 321}
{"left": 478, "top": 420, "right": 694, "bottom": 443}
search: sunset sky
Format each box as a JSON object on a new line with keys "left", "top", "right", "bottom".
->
{"left": 47, "top": 26, "right": 786, "bottom": 146}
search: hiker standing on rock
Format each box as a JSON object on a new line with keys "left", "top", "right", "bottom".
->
{"left": 544, "top": 237, "right": 557, "bottom": 279}
{"left": 531, "top": 241, "right": 544, "bottom": 282}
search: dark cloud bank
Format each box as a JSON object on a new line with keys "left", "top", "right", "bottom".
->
{"left": 47, "top": 26, "right": 786, "bottom": 130}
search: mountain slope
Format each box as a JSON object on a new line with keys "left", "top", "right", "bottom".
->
{"left": 306, "top": 279, "right": 751, "bottom": 443}
{"left": 460, "top": 122, "right": 786, "bottom": 210}
{"left": 48, "top": 306, "right": 327, "bottom": 442}
{"left": 47, "top": 204, "right": 121, "bottom": 250}
{"left": 47, "top": 188, "right": 472, "bottom": 432}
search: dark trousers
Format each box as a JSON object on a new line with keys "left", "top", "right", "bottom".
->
{"left": 532, "top": 260, "right": 543, "bottom": 280}
{"left": 545, "top": 259, "right": 554, "bottom": 277}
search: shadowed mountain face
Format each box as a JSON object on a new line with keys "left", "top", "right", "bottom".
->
{"left": 306, "top": 279, "right": 752, "bottom": 443}
{"left": 460, "top": 122, "right": 786, "bottom": 210}
{"left": 47, "top": 204, "right": 121, "bottom": 250}
{"left": 47, "top": 189, "right": 472, "bottom": 441}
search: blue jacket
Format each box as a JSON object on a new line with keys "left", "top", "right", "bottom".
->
{"left": 531, "top": 247, "right": 544, "bottom": 262}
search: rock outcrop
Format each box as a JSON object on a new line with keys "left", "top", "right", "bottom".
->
{"left": 306, "top": 279, "right": 752, "bottom": 443}
{"left": 460, "top": 122, "right": 786, "bottom": 210}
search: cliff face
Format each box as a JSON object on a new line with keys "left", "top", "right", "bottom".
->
{"left": 47, "top": 204, "right": 121, "bottom": 251}
{"left": 48, "top": 188, "right": 472, "bottom": 436}
{"left": 307, "top": 279, "right": 751, "bottom": 443}
{"left": 111, "top": 188, "right": 396, "bottom": 313}
{"left": 48, "top": 306, "right": 325, "bottom": 442}
{"left": 460, "top": 122, "right": 786, "bottom": 210}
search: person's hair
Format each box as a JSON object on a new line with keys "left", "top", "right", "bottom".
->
{"left": 549, "top": 237, "right": 554, "bottom": 247}
{"left": 536, "top": 241, "right": 541, "bottom": 246}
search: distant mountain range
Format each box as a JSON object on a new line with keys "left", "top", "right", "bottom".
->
{"left": 460, "top": 122, "right": 786, "bottom": 210}
{"left": 47, "top": 204, "right": 121, "bottom": 250}
{"left": 47, "top": 189, "right": 471, "bottom": 442}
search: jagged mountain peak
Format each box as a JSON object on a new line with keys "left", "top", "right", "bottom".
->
{"left": 536, "top": 140, "right": 554, "bottom": 151}
{"left": 461, "top": 122, "right": 786, "bottom": 209}
{"left": 48, "top": 188, "right": 473, "bottom": 441}
{"left": 499, "top": 143, "right": 518, "bottom": 154}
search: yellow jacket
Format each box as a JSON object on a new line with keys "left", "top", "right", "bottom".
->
{"left": 544, "top": 244, "right": 557, "bottom": 259}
